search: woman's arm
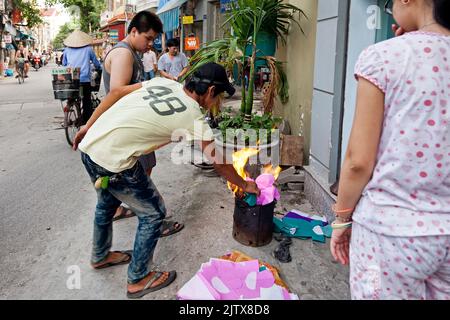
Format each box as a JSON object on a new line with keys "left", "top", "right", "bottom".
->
{"left": 334, "top": 77, "right": 385, "bottom": 217}
{"left": 330, "top": 77, "right": 385, "bottom": 265}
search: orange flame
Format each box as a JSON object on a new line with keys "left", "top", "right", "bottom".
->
{"left": 262, "top": 164, "right": 282, "bottom": 181}
{"left": 227, "top": 148, "right": 259, "bottom": 194}
{"left": 227, "top": 148, "right": 282, "bottom": 196}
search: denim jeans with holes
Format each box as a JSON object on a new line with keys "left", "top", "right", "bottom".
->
{"left": 81, "top": 152, "right": 166, "bottom": 284}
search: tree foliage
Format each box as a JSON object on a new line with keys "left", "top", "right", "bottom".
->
{"left": 13, "top": 0, "right": 43, "bottom": 28}
{"left": 52, "top": 22, "right": 76, "bottom": 49}
{"left": 46, "top": 0, "right": 106, "bottom": 33}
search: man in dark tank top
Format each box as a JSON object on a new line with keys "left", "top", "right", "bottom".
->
{"left": 101, "top": 12, "right": 184, "bottom": 233}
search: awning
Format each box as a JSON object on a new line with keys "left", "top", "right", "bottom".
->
{"left": 156, "top": 0, "right": 187, "bottom": 15}
{"left": 15, "top": 31, "right": 36, "bottom": 41}
{"left": 156, "top": 0, "right": 188, "bottom": 33}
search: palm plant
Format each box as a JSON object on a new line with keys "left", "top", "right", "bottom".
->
{"left": 185, "top": 0, "right": 306, "bottom": 123}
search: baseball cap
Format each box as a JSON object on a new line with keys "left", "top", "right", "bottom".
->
{"left": 190, "top": 62, "right": 236, "bottom": 97}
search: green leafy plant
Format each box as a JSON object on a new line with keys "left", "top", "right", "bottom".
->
{"left": 13, "top": 0, "right": 43, "bottom": 28}
{"left": 185, "top": 0, "right": 306, "bottom": 132}
{"left": 217, "top": 108, "right": 282, "bottom": 144}
{"left": 52, "top": 22, "right": 77, "bottom": 49}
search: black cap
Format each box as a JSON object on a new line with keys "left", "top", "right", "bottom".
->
{"left": 191, "top": 62, "right": 236, "bottom": 97}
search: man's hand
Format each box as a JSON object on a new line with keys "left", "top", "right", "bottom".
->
{"left": 72, "top": 126, "right": 88, "bottom": 151}
{"left": 330, "top": 227, "right": 352, "bottom": 265}
{"left": 392, "top": 24, "right": 406, "bottom": 37}
{"left": 243, "top": 181, "right": 261, "bottom": 196}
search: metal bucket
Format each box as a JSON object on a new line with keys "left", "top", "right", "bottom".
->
{"left": 233, "top": 198, "right": 275, "bottom": 247}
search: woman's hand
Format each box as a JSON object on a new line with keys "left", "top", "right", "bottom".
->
{"left": 392, "top": 24, "right": 406, "bottom": 37}
{"left": 330, "top": 227, "right": 352, "bottom": 265}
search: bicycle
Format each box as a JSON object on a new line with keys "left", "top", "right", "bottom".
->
{"left": 16, "top": 58, "right": 25, "bottom": 84}
{"left": 62, "top": 90, "right": 101, "bottom": 146}
{"left": 52, "top": 67, "right": 102, "bottom": 147}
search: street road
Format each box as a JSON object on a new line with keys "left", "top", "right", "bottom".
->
{"left": 0, "top": 64, "right": 349, "bottom": 300}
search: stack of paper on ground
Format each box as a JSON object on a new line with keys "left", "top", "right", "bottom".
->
{"left": 274, "top": 209, "right": 332, "bottom": 243}
{"left": 177, "top": 251, "right": 299, "bottom": 300}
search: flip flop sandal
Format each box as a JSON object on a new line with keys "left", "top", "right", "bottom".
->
{"left": 92, "top": 250, "right": 133, "bottom": 270}
{"left": 113, "top": 206, "right": 137, "bottom": 222}
{"left": 127, "top": 270, "right": 177, "bottom": 299}
{"left": 160, "top": 221, "right": 184, "bottom": 238}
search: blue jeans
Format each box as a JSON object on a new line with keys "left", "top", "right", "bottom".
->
{"left": 143, "top": 70, "right": 155, "bottom": 81}
{"left": 81, "top": 152, "right": 166, "bottom": 284}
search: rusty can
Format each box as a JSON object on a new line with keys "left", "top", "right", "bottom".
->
{"left": 232, "top": 198, "right": 275, "bottom": 247}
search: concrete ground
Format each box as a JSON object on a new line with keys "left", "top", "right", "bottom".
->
{"left": 0, "top": 65, "right": 349, "bottom": 300}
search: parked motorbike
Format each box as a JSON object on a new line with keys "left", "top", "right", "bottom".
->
{"left": 33, "top": 57, "right": 41, "bottom": 71}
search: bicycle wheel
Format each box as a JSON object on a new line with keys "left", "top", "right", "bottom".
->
{"left": 64, "top": 101, "right": 82, "bottom": 147}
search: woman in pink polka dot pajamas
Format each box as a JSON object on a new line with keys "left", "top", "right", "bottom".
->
{"left": 330, "top": 0, "right": 450, "bottom": 300}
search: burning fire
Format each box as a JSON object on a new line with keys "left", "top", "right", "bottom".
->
{"left": 227, "top": 148, "right": 282, "bottom": 197}
{"left": 262, "top": 164, "right": 282, "bottom": 181}
{"left": 228, "top": 148, "right": 259, "bottom": 194}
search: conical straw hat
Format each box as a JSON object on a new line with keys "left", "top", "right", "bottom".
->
{"left": 64, "top": 30, "right": 93, "bottom": 48}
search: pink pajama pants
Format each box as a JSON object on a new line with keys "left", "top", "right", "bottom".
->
{"left": 350, "top": 222, "right": 450, "bottom": 300}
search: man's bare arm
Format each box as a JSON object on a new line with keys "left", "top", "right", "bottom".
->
{"left": 178, "top": 67, "right": 189, "bottom": 80}
{"left": 108, "top": 48, "right": 134, "bottom": 90}
{"left": 160, "top": 69, "right": 176, "bottom": 81}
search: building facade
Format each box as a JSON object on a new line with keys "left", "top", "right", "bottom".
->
{"left": 273, "top": 0, "right": 396, "bottom": 220}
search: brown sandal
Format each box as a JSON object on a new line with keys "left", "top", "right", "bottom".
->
{"left": 127, "top": 271, "right": 177, "bottom": 299}
{"left": 160, "top": 221, "right": 184, "bottom": 237}
{"left": 91, "top": 250, "right": 132, "bottom": 269}
{"left": 113, "top": 206, "right": 137, "bottom": 221}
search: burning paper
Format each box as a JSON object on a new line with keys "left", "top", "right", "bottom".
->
{"left": 228, "top": 148, "right": 281, "bottom": 206}
{"left": 255, "top": 174, "right": 281, "bottom": 206}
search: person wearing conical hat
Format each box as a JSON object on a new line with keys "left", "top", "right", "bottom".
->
{"left": 62, "top": 30, "right": 102, "bottom": 124}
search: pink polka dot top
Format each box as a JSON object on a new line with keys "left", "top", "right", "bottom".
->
{"left": 353, "top": 31, "right": 450, "bottom": 237}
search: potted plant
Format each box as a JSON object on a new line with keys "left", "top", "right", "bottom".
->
{"left": 185, "top": 0, "right": 307, "bottom": 246}
{"left": 185, "top": 0, "right": 306, "bottom": 161}
{"left": 185, "top": 0, "right": 306, "bottom": 120}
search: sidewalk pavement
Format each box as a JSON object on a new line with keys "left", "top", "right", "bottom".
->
{"left": 0, "top": 75, "right": 349, "bottom": 300}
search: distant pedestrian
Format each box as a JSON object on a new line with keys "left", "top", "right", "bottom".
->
{"left": 88, "top": 11, "right": 183, "bottom": 234}
{"left": 62, "top": 30, "right": 102, "bottom": 124}
{"left": 158, "top": 38, "right": 188, "bottom": 82}
{"left": 142, "top": 42, "right": 157, "bottom": 80}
